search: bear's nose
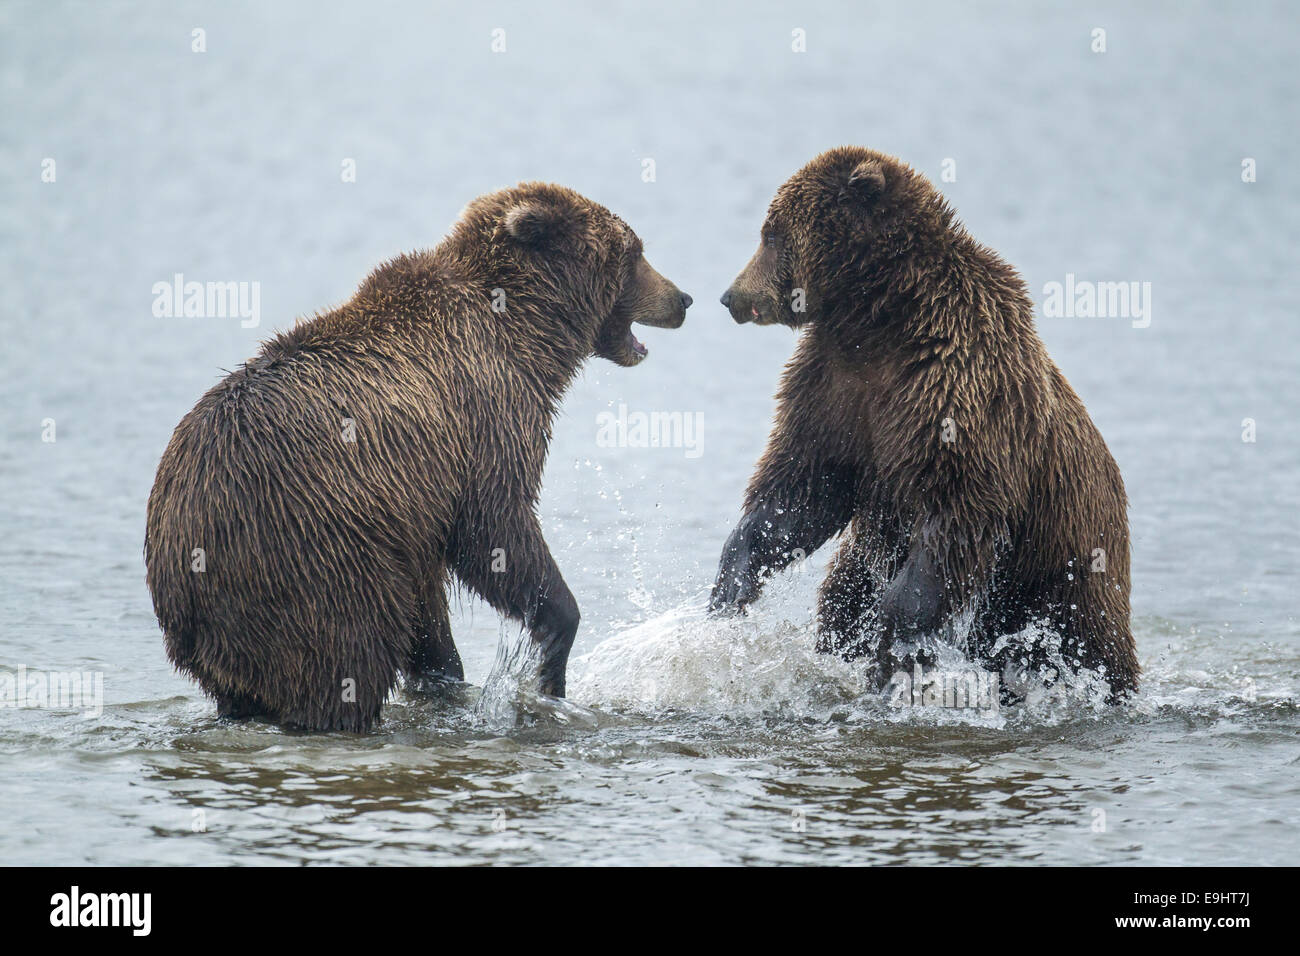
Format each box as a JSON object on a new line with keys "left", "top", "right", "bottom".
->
{"left": 681, "top": 292, "right": 693, "bottom": 310}
{"left": 720, "top": 290, "right": 733, "bottom": 309}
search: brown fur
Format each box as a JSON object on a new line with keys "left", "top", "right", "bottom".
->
{"left": 145, "top": 183, "right": 690, "bottom": 731}
{"left": 711, "top": 147, "right": 1138, "bottom": 698}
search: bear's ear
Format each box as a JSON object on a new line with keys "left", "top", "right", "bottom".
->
{"left": 842, "top": 159, "right": 887, "bottom": 201}
{"left": 503, "top": 202, "right": 577, "bottom": 247}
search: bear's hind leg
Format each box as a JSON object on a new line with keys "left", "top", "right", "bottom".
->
{"left": 215, "top": 689, "right": 268, "bottom": 722}
{"left": 407, "top": 579, "right": 464, "bottom": 688}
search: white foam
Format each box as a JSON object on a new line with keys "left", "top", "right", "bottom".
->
{"left": 569, "top": 592, "right": 1130, "bottom": 727}
{"left": 570, "top": 600, "right": 874, "bottom": 717}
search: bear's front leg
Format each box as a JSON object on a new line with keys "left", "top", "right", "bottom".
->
{"left": 709, "top": 506, "right": 781, "bottom": 612}
{"left": 451, "top": 514, "right": 580, "bottom": 699}
{"left": 709, "top": 342, "right": 856, "bottom": 615}
{"left": 710, "top": 482, "right": 853, "bottom": 614}
{"left": 526, "top": 562, "right": 580, "bottom": 698}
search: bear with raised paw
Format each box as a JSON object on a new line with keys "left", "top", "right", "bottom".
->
{"left": 146, "top": 183, "right": 691, "bottom": 731}
{"left": 710, "top": 147, "right": 1138, "bottom": 700}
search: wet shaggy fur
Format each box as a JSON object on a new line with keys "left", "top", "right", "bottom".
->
{"left": 145, "top": 183, "right": 689, "bottom": 731}
{"left": 711, "top": 147, "right": 1138, "bottom": 698}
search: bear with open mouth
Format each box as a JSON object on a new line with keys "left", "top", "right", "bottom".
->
{"left": 145, "top": 182, "right": 691, "bottom": 731}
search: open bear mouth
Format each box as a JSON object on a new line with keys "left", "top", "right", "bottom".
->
{"left": 595, "top": 315, "right": 650, "bottom": 367}
{"left": 628, "top": 329, "right": 648, "bottom": 360}
{"left": 614, "top": 325, "right": 649, "bottom": 366}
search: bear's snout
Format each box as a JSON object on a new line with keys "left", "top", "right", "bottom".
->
{"left": 634, "top": 289, "right": 689, "bottom": 329}
{"left": 720, "top": 287, "right": 757, "bottom": 324}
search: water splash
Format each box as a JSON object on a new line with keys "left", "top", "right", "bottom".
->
{"left": 571, "top": 600, "right": 873, "bottom": 718}
{"left": 570, "top": 592, "right": 1147, "bottom": 728}
{"left": 475, "top": 624, "right": 607, "bottom": 732}
{"left": 475, "top": 623, "right": 544, "bottom": 728}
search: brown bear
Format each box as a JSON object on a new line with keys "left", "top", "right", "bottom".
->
{"left": 145, "top": 182, "right": 691, "bottom": 731}
{"left": 709, "top": 147, "right": 1138, "bottom": 699}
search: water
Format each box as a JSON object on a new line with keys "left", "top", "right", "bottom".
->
{"left": 2, "top": 0, "right": 1297, "bottom": 865}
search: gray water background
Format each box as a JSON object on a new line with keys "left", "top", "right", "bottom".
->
{"left": 1, "top": 0, "right": 1297, "bottom": 865}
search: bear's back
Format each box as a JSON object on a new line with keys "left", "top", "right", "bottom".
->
{"left": 144, "top": 326, "right": 471, "bottom": 653}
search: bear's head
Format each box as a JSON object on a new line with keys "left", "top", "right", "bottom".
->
{"left": 720, "top": 147, "right": 949, "bottom": 328}
{"left": 456, "top": 183, "right": 690, "bottom": 367}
